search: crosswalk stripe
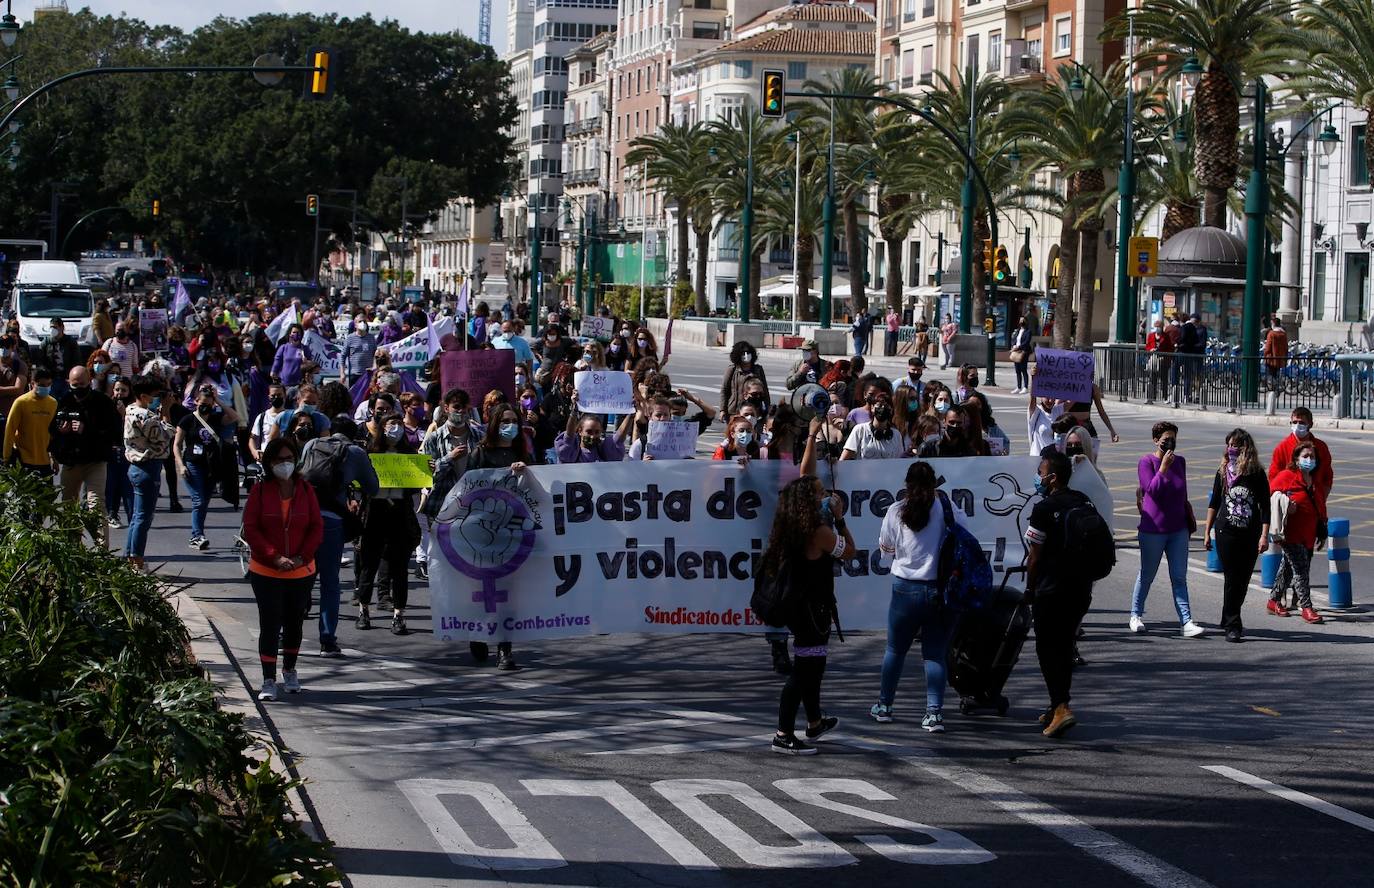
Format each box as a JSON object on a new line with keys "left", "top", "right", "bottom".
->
{"left": 1202, "top": 765, "right": 1374, "bottom": 833}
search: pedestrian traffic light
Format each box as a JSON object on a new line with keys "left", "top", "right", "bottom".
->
{"left": 760, "top": 70, "right": 785, "bottom": 118}
{"left": 994, "top": 245, "right": 1011, "bottom": 283}
{"left": 306, "top": 194, "right": 319, "bottom": 216}
{"left": 982, "top": 239, "right": 994, "bottom": 274}
{"left": 150, "top": 198, "right": 160, "bottom": 218}
{"left": 306, "top": 46, "right": 336, "bottom": 101}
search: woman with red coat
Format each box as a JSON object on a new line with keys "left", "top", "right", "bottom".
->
{"left": 242, "top": 436, "right": 324, "bottom": 701}
{"left": 1268, "top": 440, "right": 1328, "bottom": 624}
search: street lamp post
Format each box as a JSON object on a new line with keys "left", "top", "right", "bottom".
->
{"left": 1241, "top": 77, "right": 1268, "bottom": 404}
{"left": 820, "top": 100, "right": 836, "bottom": 329}
{"left": 739, "top": 117, "right": 754, "bottom": 324}
{"left": 958, "top": 71, "right": 977, "bottom": 334}
{"left": 1113, "top": 14, "right": 1137, "bottom": 344}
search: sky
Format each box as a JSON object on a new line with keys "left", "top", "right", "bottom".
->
{"left": 40, "top": 1, "right": 508, "bottom": 53}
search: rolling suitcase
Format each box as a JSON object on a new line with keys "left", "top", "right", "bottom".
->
{"left": 947, "top": 566, "right": 1030, "bottom": 716}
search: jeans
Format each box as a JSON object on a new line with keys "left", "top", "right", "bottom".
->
{"left": 1131, "top": 529, "right": 1193, "bottom": 624}
{"left": 249, "top": 572, "right": 312, "bottom": 681}
{"left": 885, "top": 330, "right": 898, "bottom": 356}
{"left": 125, "top": 461, "right": 162, "bottom": 557}
{"left": 315, "top": 514, "right": 345, "bottom": 645}
{"left": 1034, "top": 586, "right": 1092, "bottom": 707}
{"left": 184, "top": 462, "right": 213, "bottom": 539}
{"left": 106, "top": 452, "right": 133, "bottom": 519}
{"left": 1014, "top": 359, "right": 1030, "bottom": 390}
{"left": 778, "top": 655, "right": 826, "bottom": 734}
{"left": 1216, "top": 530, "right": 1261, "bottom": 630}
{"left": 852, "top": 334, "right": 866, "bottom": 357}
{"left": 877, "top": 579, "right": 953, "bottom": 712}
{"left": 941, "top": 340, "right": 954, "bottom": 368}
{"left": 59, "top": 461, "right": 107, "bottom": 548}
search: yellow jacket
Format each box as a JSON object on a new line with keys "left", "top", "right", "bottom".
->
{"left": 3, "top": 389, "right": 57, "bottom": 466}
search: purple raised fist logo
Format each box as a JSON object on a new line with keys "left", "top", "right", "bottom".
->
{"left": 437, "top": 487, "right": 537, "bottom": 613}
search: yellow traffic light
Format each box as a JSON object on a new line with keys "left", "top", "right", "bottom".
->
{"left": 151, "top": 198, "right": 160, "bottom": 218}
{"left": 994, "top": 245, "right": 1011, "bottom": 283}
{"left": 761, "top": 70, "right": 785, "bottom": 118}
{"left": 306, "top": 194, "right": 319, "bottom": 217}
{"left": 307, "top": 46, "right": 336, "bottom": 100}
{"left": 982, "top": 239, "right": 994, "bottom": 275}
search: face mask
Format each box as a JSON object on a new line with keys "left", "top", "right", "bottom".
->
{"left": 758, "top": 430, "right": 773, "bottom": 446}
{"left": 873, "top": 404, "right": 893, "bottom": 422}
{"left": 671, "top": 413, "right": 686, "bottom": 423}
{"left": 1033, "top": 475, "right": 1050, "bottom": 497}
{"left": 35, "top": 385, "right": 50, "bottom": 397}
{"left": 1066, "top": 443, "right": 1085, "bottom": 458}
{"left": 945, "top": 424, "right": 963, "bottom": 438}
{"left": 908, "top": 372, "right": 923, "bottom": 382}
{"left": 270, "top": 395, "right": 285, "bottom": 410}
{"left": 735, "top": 430, "right": 753, "bottom": 447}
{"left": 94, "top": 362, "right": 110, "bottom": 375}
{"left": 272, "top": 461, "right": 295, "bottom": 480}
{"left": 620, "top": 329, "right": 631, "bottom": 337}
{"left": 923, "top": 432, "right": 941, "bottom": 447}
{"left": 300, "top": 403, "right": 316, "bottom": 415}
{"left": 740, "top": 354, "right": 753, "bottom": 365}
{"left": 802, "top": 350, "right": 815, "bottom": 361}
{"left": 356, "top": 322, "right": 367, "bottom": 333}
{"left": 1053, "top": 433, "right": 1066, "bottom": 446}
{"left": 968, "top": 376, "right": 980, "bottom": 388}
{"left": 935, "top": 400, "right": 951, "bottom": 414}
{"left": 197, "top": 403, "right": 213, "bottom": 416}
{"left": 0, "top": 349, "right": 8, "bottom": 360}
{"left": 72, "top": 385, "right": 90, "bottom": 398}
{"left": 515, "top": 374, "right": 528, "bottom": 387}
{"left": 636, "top": 339, "right": 649, "bottom": 348}
{"left": 1226, "top": 446, "right": 1240, "bottom": 460}
{"left": 207, "top": 363, "right": 222, "bottom": 374}
{"left": 501, "top": 332, "right": 513, "bottom": 341}
{"left": 1291, "top": 423, "right": 1309, "bottom": 437}
{"left": 907, "top": 398, "right": 919, "bottom": 411}
{"left": 149, "top": 397, "right": 161, "bottom": 410}
{"left": 581, "top": 433, "right": 600, "bottom": 449}
{"left": 1297, "top": 456, "right": 1317, "bottom": 472}
{"left": 115, "top": 330, "right": 128, "bottom": 340}
{"left": 583, "top": 352, "right": 594, "bottom": 361}
{"left": 521, "top": 397, "right": 536, "bottom": 411}
{"left": 828, "top": 404, "right": 846, "bottom": 419}
{"left": 1158, "top": 439, "right": 1176, "bottom": 453}
{"left": 384, "top": 425, "right": 404, "bottom": 442}
{"left": 499, "top": 422, "right": 520, "bottom": 440}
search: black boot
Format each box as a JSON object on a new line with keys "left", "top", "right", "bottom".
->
{"left": 770, "top": 640, "right": 792, "bottom": 675}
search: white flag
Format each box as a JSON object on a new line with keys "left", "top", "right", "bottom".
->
{"left": 265, "top": 303, "right": 298, "bottom": 344}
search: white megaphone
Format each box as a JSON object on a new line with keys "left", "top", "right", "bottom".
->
{"left": 788, "top": 383, "right": 830, "bottom": 422}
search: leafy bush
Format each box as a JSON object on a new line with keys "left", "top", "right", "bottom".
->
{"left": 604, "top": 284, "right": 689, "bottom": 321}
{"left": 0, "top": 467, "right": 338, "bottom": 886}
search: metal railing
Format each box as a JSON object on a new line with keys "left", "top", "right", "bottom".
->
{"left": 1093, "top": 344, "right": 1374, "bottom": 418}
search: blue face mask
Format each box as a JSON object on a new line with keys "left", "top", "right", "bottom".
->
{"left": 299, "top": 403, "right": 316, "bottom": 415}
{"left": 499, "top": 422, "right": 520, "bottom": 440}
{"left": 34, "top": 385, "right": 50, "bottom": 398}
{"left": 907, "top": 398, "right": 919, "bottom": 411}
{"left": 1033, "top": 475, "right": 1049, "bottom": 497}
{"left": 1297, "top": 456, "right": 1317, "bottom": 472}
{"left": 149, "top": 397, "right": 161, "bottom": 410}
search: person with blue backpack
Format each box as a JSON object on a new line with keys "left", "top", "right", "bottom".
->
{"left": 871, "top": 461, "right": 980, "bottom": 733}
{"left": 1025, "top": 449, "right": 1114, "bottom": 738}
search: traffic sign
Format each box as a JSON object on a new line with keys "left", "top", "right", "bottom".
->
{"left": 1129, "top": 235, "right": 1158, "bottom": 278}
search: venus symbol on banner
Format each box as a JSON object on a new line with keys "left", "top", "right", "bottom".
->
{"left": 435, "top": 485, "right": 538, "bottom": 612}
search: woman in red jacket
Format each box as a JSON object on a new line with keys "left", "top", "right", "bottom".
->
{"left": 242, "top": 436, "right": 324, "bottom": 701}
{"left": 1269, "top": 441, "right": 1327, "bottom": 624}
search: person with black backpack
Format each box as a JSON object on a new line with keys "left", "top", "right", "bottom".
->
{"left": 299, "top": 415, "right": 378, "bottom": 656}
{"left": 1025, "top": 449, "right": 1113, "bottom": 738}
{"left": 754, "top": 418, "right": 855, "bottom": 755}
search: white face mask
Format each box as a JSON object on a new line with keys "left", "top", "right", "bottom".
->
{"left": 271, "top": 461, "right": 295, "bottom": 480}
{"left": 384, "top": 425, "right": 404, "bottom": 442}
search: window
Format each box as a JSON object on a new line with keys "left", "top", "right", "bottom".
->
{"left": 1352, "top": 125, "right": 1369, "bottom": 186}
{"left": 882, "top": 55, "right": 894, "bottom": 87}
{"left": 788, "top": 61, "right": 808, "bottom": 80}
{"left": 1344, "top": 252, "right": 1369, "bottom": 322}
{"left": 735, "top": 60, "right": 753, "bottom": 79}
{"left": 1312, "top": 252, "right": 1327, "bottom": 320}
{"left": 908, "top": 241, "right": 921, "bottom": 288}
{"left": 875, "top": 243, "right": 886, "bottom": 288}
{"left": 919, "top": 45, "right": 933, "bottom": 84}
{"left": 1054, "top": 17, "right": 1072, "bottom": 56}
{"left": 901, "top": 49, "right": 915, "bottom": 88}
{"left": 1026, "top": 37, "right": 1042, "bottom": 64}
{"left": 903, "top": 0, "right": 916, "bottom": 21}
{"left": 988, "top": 32, "right": 1002, "bottom": 73}
{"left": 967, "top": 35, "right": 980, "bottom": 76}
{"left": 692, "top": 21, "right": 721, "bottom": 39}
{"left": 923, "top": 0, "right": 934, "bottom": 16}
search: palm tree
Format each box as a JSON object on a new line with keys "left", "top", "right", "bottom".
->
{"left": 1108, "top": 0, "right": 1296, "bottom": 229}
{"left": 755, "top": 129, "right": 827, "bottom": 322}
{"left": 627, "top": 121, "right": 714, "bottom": 315}
{"left": 1130, "top": 101, "right": 1201, "bottom": 241}
{"left": 1292, "top": 0, "right": 1374, "bottom": 190}
{"left": 871, "top": 112, "right": 941, "bottom": 313}
{"left": 1005, "top": 64, "right": 1141, "bottom": 347}
{"left": 707, "top": 109, "right": 785, "bottom": 319}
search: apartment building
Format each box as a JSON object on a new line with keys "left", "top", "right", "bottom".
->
{"left": 561, "top": 31, "right": 616, "bottom": 274}
{"left": 417, "top": 200, "right": 496, "bottom": 296}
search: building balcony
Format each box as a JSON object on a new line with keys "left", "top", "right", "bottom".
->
{"left": 1004, "top": 0, "right": 1044, "bottom": 10}
{"left": 565, "top": 168, "right": 601, "bottom": 186}
{"left": 1004, "top": 54, "right": 1043, "bottom": 83}
{"left": 566, "top": 117, "right": 603, "bottom": 136}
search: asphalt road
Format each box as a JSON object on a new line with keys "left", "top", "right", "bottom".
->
{"left": 143, "top": 339, "right": 1374, "bottom": 887}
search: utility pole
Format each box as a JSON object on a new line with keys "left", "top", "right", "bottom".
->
{"left": 739, "top": 120, "right": 753, "bottom": 324}
{"left": 959, "top": 71, "right": 976, "bottom": 334}
{"left": 820, "top": 99, "right": 836, "bottom": 328}
{"left": 1241, "top": 77, "right": 1268, "bottom": 404}
{"left": 1113, "top": 14, "right": 1137, "bottom": 343}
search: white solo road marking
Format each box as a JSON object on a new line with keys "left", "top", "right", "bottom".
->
{"left": 841, "top": 737, "right": 1215, "bottom": 888}
{"left": 589, "top": 735, "right": 766, "bottom": 756}
{"left": 336, "top": 712, "right": 743, "bottom": 753}
{"left": 397, "top": 779, "right": 564, "bottom": 871}
{"left": 523, "top": 779, "right": 717, "bottom": 869}
{"left": 653, "top": 778, "right": 856, "bottom": 868}
{"left": 1202, "top": 765, "right": 1374, "bottom": 832}
{"left": 776, "top": 779, "right": 995, "bottom": 865}
{"left": 322, "top": 701, "right": 658, "bottom": 734}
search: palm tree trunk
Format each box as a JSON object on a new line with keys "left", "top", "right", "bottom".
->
{"left": 694, "top": 224, "right": 709, "bottom": 315}
{"left": 1074, "top": 224, "right": 1103, "bottom": 349}
{"left": 885, "top": 234, "right": 904, "bottom": 313}
{"left": 844, "top": 198, "right": 865, "bottom": 314}
{"left": 750, "top": 243, "right": 763, "bottom": 319}
{"left": 1053, "top": 213, "right": 1078, "bottom": 349}
{"left": 1162, "top": 201, "right": 1199, "bottom": 242}
{"left": 675, "top": 204, "right": 690, "bottom": 293}
{"left": 1194, "top": 66, "right": 1240, "bottom": 229}
{"left": 972, "top": 214, "right": 990, "bottom": 327}
{"left": 796, "top": 238, "right": 816, "bottom": 322}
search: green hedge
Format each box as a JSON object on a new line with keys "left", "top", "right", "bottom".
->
{"left": 0, "top": 467, "right": 337, "bottom": 886}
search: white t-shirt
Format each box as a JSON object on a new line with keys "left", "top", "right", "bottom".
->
{"left": 1027, "top": 403, "right": 1063, "bottom": 455}
{"left": 878, "top": 500, "right": 947, "bottom": 581}
{"left": 103, "top": 338, "right": 141, "bottom": 377}
{"left": 1069, "top": 457, "right": 1115, "bottom": 534}
{"left": 843, "top": 422, "right": 909, "bottom": 460}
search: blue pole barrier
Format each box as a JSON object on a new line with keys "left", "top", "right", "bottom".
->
{"left": 1206, "top": 530, "right": 1222, "bottom": 572}
{"left": 1327, "top": 517, "right": 1352, "bottom": 609}
{"left": 1260, "top": 536, "right": 1283, "bottom": 592}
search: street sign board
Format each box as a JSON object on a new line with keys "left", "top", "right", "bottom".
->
{"left": 1129, "top": 235, "right": 1158, "bottom": 278}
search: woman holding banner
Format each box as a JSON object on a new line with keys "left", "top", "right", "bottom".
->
{"left": 356, "top": 410, "right": 423, "bottom": 636}
{"left": 467, "top": 403, "right": 532, "bottom": 670}
{"left": 765, "top": 417, "right": 854, "bottom": 755}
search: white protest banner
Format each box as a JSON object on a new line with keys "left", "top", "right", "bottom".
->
{"left": 428, "top": 457, "right": 1043, "bottom": 643}
{"left": 138, "top": 308, "right": 168, "bottom": 353}
{"left": 646, "top": 420, "right": 697, "bottom": 459}
{"left": 304, "top": 330, "right": 341, "bottom": 376}
{"left": 265, "top": 303, "right": 298, "bottom": 344}
{"left": 1031, "top": 347, "right": 1095, "bottom": 403}
{"left": 387, "top": 316, "right": 456, "bottom": 369}
{"left": 574, "top": 369, "right": 635, "bottom": 414}
{"left": 580, "top": 316, "right": 614, "bottom": 342}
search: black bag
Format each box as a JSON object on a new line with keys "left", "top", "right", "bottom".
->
{"left": 749, "top": 559, "right": 793, "bottom": 628}
{"left": 947, "top": 567, "right": 1031, "bottom": 716}
{"left": 301, "top": 436, "right": 363, "bottom": 539}
{"left": 1061, "top": 494, "right": 1116, "bottom": 581}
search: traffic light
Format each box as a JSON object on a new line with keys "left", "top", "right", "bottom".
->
{"left": 982, "top": 238, "right": 994, "bottom": 275}
{"left": 306, "top": 194, "right": 319, "bottom": 217}
{"left": 150, "top": 198, "right": 160, "bottom": 218}
{"left": 306, "top": 46, "right": 336, "bottom": 100}
{"left": 994, "top": 245, "right": 1012, "bottom": 283}
{"left": 761, "top": 70, "right": 785, "bottom": 118}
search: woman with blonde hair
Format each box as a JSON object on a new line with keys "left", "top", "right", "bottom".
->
{"left": 578, "top": 340, "right": 607, "bottom": 370}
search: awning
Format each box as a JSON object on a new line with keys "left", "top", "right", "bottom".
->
{"left": 1180, "top": 276, "right": 1300, "bottom": 289}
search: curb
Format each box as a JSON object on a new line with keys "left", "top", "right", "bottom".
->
{"left": 173, "top": 591, "right": 325, "bottom": 844}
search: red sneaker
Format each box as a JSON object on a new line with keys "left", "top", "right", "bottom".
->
{"left": 1300, "top": 607, "right": 1324, "bottom": 624}
{"left": 1266, "top": 599, "right": 1289, "bottom": 617}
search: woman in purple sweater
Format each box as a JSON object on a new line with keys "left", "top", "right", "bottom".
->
{"left": 271, "top": 324, "right": 307, "bottom": 387}
{"left": 1129, "top": 421, "right": 1205, "bottom": 637}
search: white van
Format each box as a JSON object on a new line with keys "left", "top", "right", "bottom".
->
{"left": 8, "top": 259, "right": 94, "bottom": 346}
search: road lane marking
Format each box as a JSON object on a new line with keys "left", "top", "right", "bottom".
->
{"left": 840, "top": 737, "right": 1216, "bottom": 888}
{"left": 589, "top": 735, "right": 766, "bottom": 755}
{"left": 523, "top": 779, "right": 718, "bottom": 868}
{"left": 336, "top": 712, "right": 744, "bottom": 753}
{"left": 398, "top": 779, "right": 565, "bottom": 870}
{"left": 1202, "top": 765, "right": 1374, "bottom": 832}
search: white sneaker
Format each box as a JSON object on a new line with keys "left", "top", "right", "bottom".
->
{"left": 1128, "top": 615, "right": 1146, "bottom": 634}
{"left": 1182, "top": 621, "right": 1207, "bottom": 638}
{"left": 258, "top": 679, "right": 277, "bottom": 701}
{"left": 281, "top": 670, "right": 301, "bottom": 693}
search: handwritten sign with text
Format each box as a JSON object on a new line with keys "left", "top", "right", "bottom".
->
{"left": 441, "top": 349, "right": 517, "bottom": 407}
{"left": 574, "top": 369, "right": 635, "bottom": 414}
{"left": 646, "top": 420, "right": 697, "bottom": 459}
{"left": 580, "top": 316, "right": 614, "bottom": 342}
{"left": 369, "top": 453, "right": 433, "bottom": 489}
{"left": 1032, "top": 348, "right": 1095, "bottom": 403}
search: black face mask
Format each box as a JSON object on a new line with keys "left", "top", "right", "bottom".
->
{"left": 197, "top": 404, "right": 213, "bottom": 416}
{"left": 1066, "top": 443, "right": 1085, "bottom": 457}
{"left": 1159, "top": 439, "right": 1176, "bottom": 453}
{"left": 872, "top": 404, "right": 893, "bottom": 422}
{"left": 270, "top": 395, "right": 285, "bottom": 409}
